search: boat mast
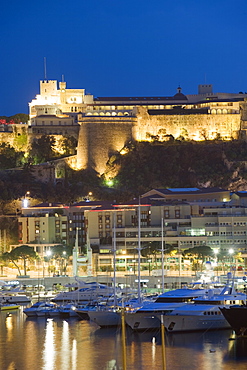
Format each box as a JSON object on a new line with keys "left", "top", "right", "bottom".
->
{"left": 72, "top": 227, "right": 79, "bottom": 276}
{"left": 137, "top": 197, "right": 141, "bottom": 303}
{"left": 113, "top": 210, "right": 117, "bottom": 307}
{"left": 161, "top": 217, "right": 165, "bottom": 293}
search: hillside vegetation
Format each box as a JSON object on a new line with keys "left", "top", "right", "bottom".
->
{"left": 1, "top": 136, "right": 247, "bottom": 205}
{"left": 108, "top": 140, "right": 247, "bottom": 196}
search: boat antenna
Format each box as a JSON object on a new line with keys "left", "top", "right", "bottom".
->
{"left": 44, "top": 57, "right": 47, "bottom": 80}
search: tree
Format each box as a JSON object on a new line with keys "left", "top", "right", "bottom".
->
{"left": 48, "top": 245, "right": 73, "bottom": 275}
{"left": 3, "top": 245, "right": 39, "bottom": 276}
{"left": 183, "top": 245, "right": 214, "bottom": 272}
{"left": 30, "top": 135, "right": 57, "bottom": 164}
{"left": 60, "top": 136, "right": 77, "bottom": 156}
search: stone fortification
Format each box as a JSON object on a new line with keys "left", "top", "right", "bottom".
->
{"left": 135, "top": 109, "right": 241, "bottom": 141}
{"left": 0, "top": 111, "right": 243, "bottom": 177}
{"left": 77, "top": 116, "right": 136, "bottom": 174}
{"left": 76, "top": 110, "right": 241, "bottom": 174}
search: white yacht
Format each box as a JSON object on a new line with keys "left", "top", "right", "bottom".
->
{"left": 124, "top": 286, "right": 214, "bottom": 330}
{"left": 0, "top": 288, "right": 31, "bottom": 304}
{"left": 86, "top": 297, "right": 149, "bottom": 327}
{"left": 162, "top": 283, "right": 246, "bottom": 332}
{"left": 52, "top": 281, "right": 117, "bottom": 303}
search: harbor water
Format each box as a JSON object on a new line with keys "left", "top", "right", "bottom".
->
{"left": 1, "top": 307, "right": 247, "bottom": 370}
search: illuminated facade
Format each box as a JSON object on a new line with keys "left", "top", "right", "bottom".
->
{"left": 17, "top": 188, "right": 247, "bottom": 272}
{"left": 28, "top": 79, "right": 247, "bottom": 174}
{"left": 84, "top": 188, "right": 247, "bottom": 271}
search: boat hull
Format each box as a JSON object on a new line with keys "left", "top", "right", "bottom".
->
{"left": 88, "top": 310, "right": 121, "bottom": 327}
{"left": 0, "top": 304, "right": 20, "bottom": 311}
{"left": 220, "top": 306, "right": 247, "bottom": 335}
{"left": 125, "top": 311, "right": 161, "bottom": 330}
{"left": 163, "top": 314, "right": 230, "bottom": 332}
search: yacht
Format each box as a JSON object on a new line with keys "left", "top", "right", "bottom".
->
{"left": 0, "top": 289, "right": 31, "bottom": 304}
{"left": 24, "top": 301, "right": 59, "bottom": 317}
{"left": 52, "top": 282, "right": 117, "bottom": 303}
{"left": 86, "top": 297, "right": 147, "bottom": 327}
{"left": 124, "top": 286, "right": 213, "bottom": 330}
{"left": 220, "top": 304, "right": 247, "bottom": 335}
{"left": 162, "top": 276, "right": 246, "bottom": 332}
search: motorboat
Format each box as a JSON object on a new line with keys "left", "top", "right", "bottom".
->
{"left": 59, "top": 303, "right": 78, "bottom": 318}
{"left": 220, "top": 305, "right": 247, "bottom": 335}
{"left": 87, "top": 306, "right": 122, "bottom": 327}
{"left": 161, "top": 274, "right": 246, "bottom": 332}
{"left": 0, "top": 303, "right": 20, "bottom": 311}
{"left": 24, "top": 301, "right": 59, "bottom": 317}
{"left": 0, "top": 288, "right": 31, "bottom": 304}
{"left": 124, "top": 286, "right": 214, "bottom": 331}
{"left": 52, "top": 281, "right": 117, "bottom": 303}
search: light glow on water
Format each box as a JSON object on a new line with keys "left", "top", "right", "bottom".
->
{"left": 43, "top": 319, "right": 55, "bottom": 370}
{"left": 71, "top": 339, "right": 77, "bottom": 370}
{"left": 1, "top": 309, "right": 247, "bottom": 370}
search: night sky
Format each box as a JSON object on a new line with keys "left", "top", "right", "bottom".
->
{"left": 1, "top": 0, "right": 247, "bottom": 116}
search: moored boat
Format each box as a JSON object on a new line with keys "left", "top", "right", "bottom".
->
{"left": 24, "top": 301, "right": 59, "bottom": 317}
{"left": 220, "top": 305, "right": 247, "bottom": 336}
{"left": 0, "top": 290, "right": 31, "bottom": 304}
{"left": 161, "top": 276, "right": 246, "bottom": 332}
{"left": 52, "top": 282, "right": 117, "bottom": 303}
{"left": 125, "top": 286, "right": 213, "bottom": 331}
{"left": 0, "top": 303, "right": 20, "bottom": 311}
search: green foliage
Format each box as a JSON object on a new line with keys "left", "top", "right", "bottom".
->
{"left": 60, "top": 136, "right": 77, "bottom": 155}
{"left": 50, "top": 244, "right": 72, "bottom": 258}
{"left": 183, "top": 245, "right": 213, "bottom": 258}
{"left": 30, "top": 135, "right": 57, "bottom": 164}
{"left": 13, "top": 127, "right": 28, "bottom": 151}
{"left": 48, "top": 245, "right": 72, "bottom": 275}
{"left": 3, "top": 245, "right": 39, "bottom": 275}
{"left": 0, "top": 143, "right": 25, "bottom": 169}
{"left": 113, "top": 140, "right": 240, "bottom": 195}
{"left": 0, "top": 114, "right": 29, "bottom": 124}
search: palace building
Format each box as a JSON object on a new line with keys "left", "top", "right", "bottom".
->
{"left": 28, "top": 80, "right": 247, "bottom": 174}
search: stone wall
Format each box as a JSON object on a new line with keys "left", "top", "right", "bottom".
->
{"left": 0, "top": 112, "right": 243, "bottom": 176}
{"left": 77, "top": 116, "right": 136, "bottom": 174}
{"left": 135, "top": 110, "right": 241, "bottom": 141}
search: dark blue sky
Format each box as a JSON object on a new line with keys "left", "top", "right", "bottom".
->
{"left": 1, "top": 0, "right": 247, "bottom": 116}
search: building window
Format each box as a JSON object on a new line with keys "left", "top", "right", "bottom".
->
{"left": 164, "top": 209, "right": 169, "bottom": 219}
{"left": 105, "top": 215, "right": 110, "bottom": 223}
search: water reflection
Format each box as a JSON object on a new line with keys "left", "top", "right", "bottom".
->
{"left": 1, "top": 310, "right": 247, "bottom": 370}
{"left": 43, "top": 319, "right": 55, "bottom": 370}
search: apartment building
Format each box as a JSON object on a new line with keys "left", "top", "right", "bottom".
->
{"left": 17, "top": 188, "right": 247, "bottom": 271}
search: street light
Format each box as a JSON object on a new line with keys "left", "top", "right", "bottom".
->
{"left": 22, "top": 191, "right": 30, "bottom": 208}
{"left": 148, "top": 259, "right": 152, "bottom": 276}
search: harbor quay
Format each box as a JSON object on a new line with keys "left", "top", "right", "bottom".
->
{"left": 2, "top": 271, "right": 241, "bottom": 292}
